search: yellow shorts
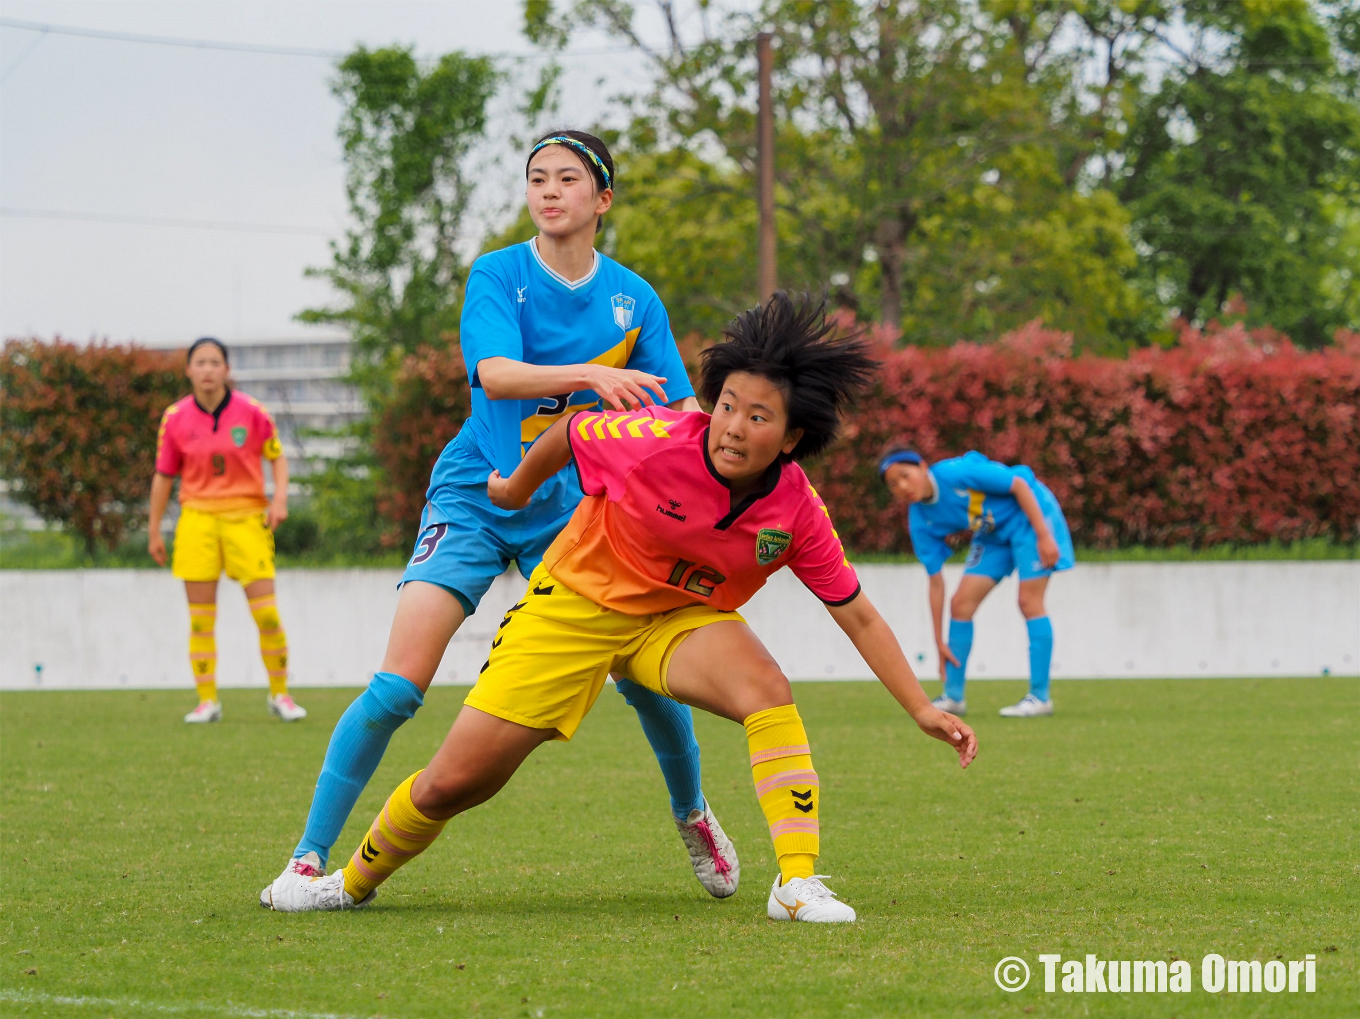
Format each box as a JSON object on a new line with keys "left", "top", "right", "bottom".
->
{"left": 464, "top": 562, "right": 743, "bottom": 740}
{"left": 171, "top": 506, "right": 276, "bottom": 585}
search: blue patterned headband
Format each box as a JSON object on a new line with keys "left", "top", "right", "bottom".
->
{"left": 878, "top": 449, "right": 923, "bottom": 477}
{"left": 528, "top": 136, "right": 613, "bottom": 190}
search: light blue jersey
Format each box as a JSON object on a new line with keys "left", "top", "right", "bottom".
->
{"left": 408, "top": 240, "right": 695, "bottom": 611}
{"left": 453, "top": 239, "right": 694, "bottom": 479}
{"left": 907, "top": 452, "right": 1074, "bottom": 581}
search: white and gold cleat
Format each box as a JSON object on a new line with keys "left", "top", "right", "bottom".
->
{"left": 766, "top": 874, "right": 856, "bottom": 923}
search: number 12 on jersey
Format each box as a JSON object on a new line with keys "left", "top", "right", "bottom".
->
{"left": 665, "top": 558, "right": 726, "bottom": 597}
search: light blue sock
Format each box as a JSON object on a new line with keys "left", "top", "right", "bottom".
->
{"left": 293, "top": 671, "right": 424, "bottom": 866}
{"left": 1027, "top": 616, "right": 1054, "bottom": 702}
{"left": 614, "top": 677, "right": 705, "bottom": 820}
{"left": 945, "top": 619, "right": 973, "bottom": 702}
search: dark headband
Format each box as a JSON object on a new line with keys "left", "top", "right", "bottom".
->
{"left": 187, "top": 336, "right": 229, "bottom": 364}
{"left": 528, "top": 135, "right": 612, "bottom": 190}
{"left": 878, "top": 449, "right": 922, "bottom": 477}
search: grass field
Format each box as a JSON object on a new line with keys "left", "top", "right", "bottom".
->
{"left": 2, "top": 679, "right": 1356, "bottom": 1018}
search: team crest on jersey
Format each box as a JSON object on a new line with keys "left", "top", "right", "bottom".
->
{"left": 611, "top": 293, "right": 636, "bottom": 331}
{"left": 230, "top": 426, "right": 247, "bottom": 448}
{"left": 755, "top": 527, "right": 792, "bottom": 565}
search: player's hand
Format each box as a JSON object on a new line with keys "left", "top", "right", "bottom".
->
{"left": 267, "top": 499, "right": 288, "bottom": 531}
{"left": 582, "top": 365, "right": 668, "bottom": 411}
{"left": 937, "top": 641, "right": 960, "bottom": 681}
{"left": 1037, "top": 532, "right": 1060, "bottom": 569}
{"left": 915, "top": 708, "right": 978, "bottom": 768}
{"left": 487, "top": 470, "right": 529, "bottom": 510}
{"left": 148, "top": 531, "right": 167, "bottom": 566}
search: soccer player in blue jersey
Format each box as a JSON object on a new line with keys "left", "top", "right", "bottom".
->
{"left": 260, "top": 130, "right": 738, "bottom": 903}
{"left": 880, "top": 449, "right": 1075, "bottom": 717}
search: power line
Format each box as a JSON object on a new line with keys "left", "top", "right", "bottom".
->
{"left": 0, "top": 207, "right": 335, "bottom": 236}
{"left": 0, "top": 16, "right": 634, "bottom": 61}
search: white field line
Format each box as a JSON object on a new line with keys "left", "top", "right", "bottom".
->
{"left": 0, "top": 987, "right": 375, "bottom": 1019}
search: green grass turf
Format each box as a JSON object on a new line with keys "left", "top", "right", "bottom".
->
{"left": 1, "top": 680, "right": 1356, "bottom": 1018}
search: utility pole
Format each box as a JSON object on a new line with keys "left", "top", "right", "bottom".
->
{"left": 756, "top": 31, "right": 776, "bottom": 303}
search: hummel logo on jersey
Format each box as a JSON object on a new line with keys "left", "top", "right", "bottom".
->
{"left": 611, "top": 293, "right": 635, "bottom": 330}
{"left": 792, "top": 789, "right": 814, "bottom": 813}
{"left": 517, "top": 285, "right": 528, "bottom": 303}
{"left": 656, "top": 503, "right": 686, "bottom": 522}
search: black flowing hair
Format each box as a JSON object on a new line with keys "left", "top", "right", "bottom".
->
{"left": 526, "top": 129, "right": 616, "bottom": 233}
{"left": 699, "top": 292, "right": 877, "bottom": 461}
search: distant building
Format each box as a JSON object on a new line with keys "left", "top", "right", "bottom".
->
{"left": 146, "top": 335, "right": 363, "bottom": 468}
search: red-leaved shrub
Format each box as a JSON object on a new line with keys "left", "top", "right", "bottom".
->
{"left": 1, "top": 338, "right": 184, "bottom": 551}
{"left": 809, "top": 320, "right": 1360, "bottom": 550}
{"left": 373, "top": 321, "right": 1360, "bottom": 551}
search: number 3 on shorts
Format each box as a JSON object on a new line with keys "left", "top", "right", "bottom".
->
{"left": 410, "top": 523, "right": 449, "bottom": 565}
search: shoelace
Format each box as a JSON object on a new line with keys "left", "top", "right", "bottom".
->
{"left": 290, "top": 859, "right": 322, "bottom": 878}
{"left": 688, "top": 819, "right": 733, "bottom": 878}
{"left": 797, "top": 876, "right": 840, "bottom": 901}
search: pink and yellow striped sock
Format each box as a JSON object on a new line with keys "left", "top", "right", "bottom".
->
{"left": 187, "top": 602, "right": 218, "bottom": 703}
{"left": 341, "top": 772, "right": 447, "bottom": 900}
{"left": 745, "top": 704, "right": 819, "bottom": 882}
{"left": 248, "top": 593, "right": 289, "bottom": 697}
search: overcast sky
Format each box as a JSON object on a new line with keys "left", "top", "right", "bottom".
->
{"left": 0, "top": 1, "right": 673, "bottom": 344}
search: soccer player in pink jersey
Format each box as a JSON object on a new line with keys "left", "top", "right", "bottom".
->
{"left": 148, "top": 337, "right": 306, "bottom": 724}
{"left": 262, "top": 294, "right": 977, "bottom": 922}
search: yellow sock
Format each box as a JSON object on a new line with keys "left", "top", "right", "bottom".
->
{"left": 745, "top": 704, "right": 819, "bottom": 882}
{"left": 341, "top": 772, "right": 447, "bottom": 900}
{"left": 188, "top": 602, "right": 217, "bottom": 703}
{"left": 249, "top": 593, "right": 289, "bottom": 697}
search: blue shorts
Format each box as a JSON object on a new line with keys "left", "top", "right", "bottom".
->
{"left": 401, "top": 428, "right": 582, "bottom": 615}
{"left": 964, "top": 486, "right": 1075, "bottom": 582}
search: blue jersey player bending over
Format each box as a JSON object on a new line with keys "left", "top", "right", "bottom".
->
{"left": 261, "top": 130, "right": 739, "bottom": 907}
{"left": 880, "top": 449, "right": 1074, "bottom": 717}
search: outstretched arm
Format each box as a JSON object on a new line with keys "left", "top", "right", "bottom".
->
{"left": 478, "top": 356, "right": 669, "bottom": 411}
{"left": 487, "top": 415, "right": 575, "bottom": 510}
{"left": 826, "top": 593, "right": 978, "bottom": 768}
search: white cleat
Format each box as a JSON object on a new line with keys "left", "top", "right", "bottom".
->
{"left": 258, "top": 852, "right": 326, "bottom": 907}
{"left": 999, "top": 694, "right": 1054, "bottom": 717}
{"left": 675, "top": 802, "right": 739, "bottom": 898}
{"left": 931, "top": 694, "right": 966, "bottom": 716}
{"left": 184, "top": 700, "right": 222, "bottom": 724}
{"left": 767, "top": 874, "right": 856, "bottom": 923}
{"left": 258, "top": 852, "right": 326, "bottom": 908}
{"left": 267, "top": 693, "right": 307, "bottom": 722}
{"left": 260, "top": 864, "right": 373, "bottom": 913}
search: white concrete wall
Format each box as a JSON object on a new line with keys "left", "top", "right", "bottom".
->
{"left": 2, "top": 562, "right": 1356, "bottom": 691}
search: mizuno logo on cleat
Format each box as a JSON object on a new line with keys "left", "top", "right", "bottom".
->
{"left": 360, "top": 839, "right": 378, "bottom": 863}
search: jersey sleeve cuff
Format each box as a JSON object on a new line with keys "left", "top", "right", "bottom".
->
{"left": 820, "top": 583, "right": 861, "bottom": 607}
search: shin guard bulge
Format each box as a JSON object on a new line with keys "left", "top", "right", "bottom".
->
{"left": 249, "top": 594, "right": 289, "bottom": 697}
{"left": 744, "top": 704, "right": 819, "bottom": 882}
{"left": 342, "top": 771, "right": 447, "bottom": 900}
{"left": 188, "top": 603, "right": 218, "bottom": 702}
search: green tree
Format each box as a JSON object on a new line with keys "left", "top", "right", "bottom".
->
{"left": 527, "top": 1, "right": 1151, "bottom": 349}
{"left": 300, "top": 46, "right": 501, "bottom": 393}
{"left": 1117, "top": 0, "right": 1360, "bottom": 346}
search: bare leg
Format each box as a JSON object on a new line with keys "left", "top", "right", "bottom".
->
{"left": 663, "top": 621, "right": 793, "bottom": 722}
{"left": 411, "top": 706, "right": 557, "bottom": 819}
{"left": 380, "top": 580, "right": 466, "bottom": 694}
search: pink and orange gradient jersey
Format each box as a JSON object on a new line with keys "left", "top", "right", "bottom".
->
{"left": 543, "top": 406, "right": 860, "bottom": 615}
{"left": 155, "top": 390, "right": 283, "bottom": 515}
